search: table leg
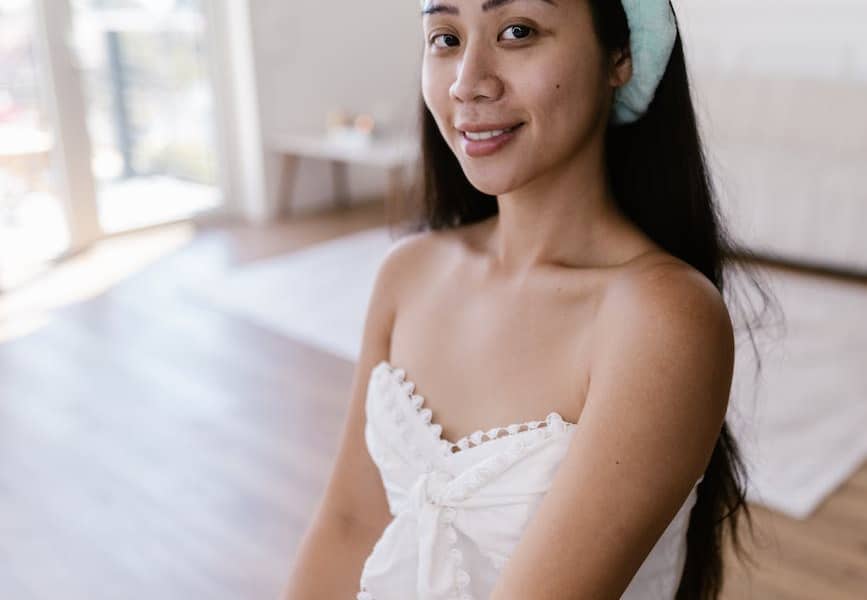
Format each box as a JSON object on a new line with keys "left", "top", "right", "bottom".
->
{"left": 331, "top": 160, "right": 350, "bottom": 209}
{"left": 278, "top": 154, "right": 300, "bottom": 217}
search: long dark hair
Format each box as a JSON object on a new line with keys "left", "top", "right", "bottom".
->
{"left": 393, "top": 1, "right": 783, "bottom": 598}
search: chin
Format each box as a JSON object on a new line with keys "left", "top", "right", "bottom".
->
{"left": 450, "top": 139, "right": 532, "bottom": 196}
{"left": 463, "top": 171, "right": 520, "bottom": 196}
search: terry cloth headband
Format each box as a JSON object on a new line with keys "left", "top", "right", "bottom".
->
{"left": 613, "top": 0, "right": 678, "bottom": 125}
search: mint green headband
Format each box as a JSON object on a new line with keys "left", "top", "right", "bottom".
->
{"left": 613, "top": 0, "right": 678, "bottom": 125}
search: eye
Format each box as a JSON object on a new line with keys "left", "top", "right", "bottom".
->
{"left": 500, "top": 24, "right": 536, "bottom": 41}
{"left": 430, "top": 33, "right": 460, "bottom": 49}
{"left": 428, "top": 24, "right": 538, "bottom": 50}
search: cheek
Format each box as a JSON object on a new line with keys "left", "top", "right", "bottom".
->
{"left": 421, "top": 61, "right": 434, "bottom": 103}
{"left": 422, "top": 63, "right": 454, "bottom": 133}
{"left": 526, "top": 58, "right": 606, "bottom": 142}
{"left": 422, "top": 60, "right": 452, "bottom": 108}
{"left": 421, "top": 65, "right": 434, "bottom": 114}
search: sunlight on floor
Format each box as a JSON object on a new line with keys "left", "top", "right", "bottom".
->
{"left": 0, "top": 222, "right": 197, "bottom": 343}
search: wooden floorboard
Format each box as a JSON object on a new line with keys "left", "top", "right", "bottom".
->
{"left": 0, "top": 199, "right": 864, "bottom": 599}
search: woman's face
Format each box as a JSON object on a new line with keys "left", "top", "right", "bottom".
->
{"left": 421, "top": 0, "right": 624, "bottom": 196}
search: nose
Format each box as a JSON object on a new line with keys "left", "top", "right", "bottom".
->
{"left": 449, "top": 39, "right": 503, "bottom": 103}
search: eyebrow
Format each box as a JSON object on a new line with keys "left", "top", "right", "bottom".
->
{"left": 421, "top": 0, "right": 557, "bottom": 17}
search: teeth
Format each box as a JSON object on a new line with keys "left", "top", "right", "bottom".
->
{"left": 466, "top": 129, "right": 505, "bottom": 141}
{"left": 464, "top": 125, "right": 517, "bottom": 141}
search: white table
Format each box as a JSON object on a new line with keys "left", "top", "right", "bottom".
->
{"left": 267, "top": 131, "right": 420, "bottom": 219}
{"left": 0, "top": 127, "right": 53, "bottom": 225}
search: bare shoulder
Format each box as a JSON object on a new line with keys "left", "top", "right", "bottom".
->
{"left": 379, "top": 227, "right": 452, "bottom": 279}
{"left": 601, "top": 253, "right": 733, "bottom": 342}
{"left": 375, "top": 227, "right": 461, "bottom": 304}
{"left": 593, "top": 253, "right": 735, "bottom": 414}
{"left": 368, "top": 230, "right": 431, "bottom": 313}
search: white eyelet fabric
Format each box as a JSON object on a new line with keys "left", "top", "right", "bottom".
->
{"left": 356, "top": 360, "right": 703, "bottom": 600}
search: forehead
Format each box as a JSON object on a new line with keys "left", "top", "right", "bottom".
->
{"left": 421, "top": 0, "right": 559, "bottom": 17}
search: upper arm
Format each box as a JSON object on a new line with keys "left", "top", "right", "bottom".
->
{"left": 311, "top": 231, "right": 428, "bottom": 538}
{"left": 489, "top": 264, "right": 735, "bottom": 599}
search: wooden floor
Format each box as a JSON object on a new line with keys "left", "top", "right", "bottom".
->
{"left": 0, "top": 200, "right": 864, "bottom": 599}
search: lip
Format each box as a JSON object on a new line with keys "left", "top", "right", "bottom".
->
{"left": 455, "top": 121, "right": 524, "bottom": 133}
{"left": 459, "top": 122, "right": 525, "bottom": 158}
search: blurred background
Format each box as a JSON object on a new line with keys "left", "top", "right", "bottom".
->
{"left": 0, "top": 1, "right": 864, "bottom": 599}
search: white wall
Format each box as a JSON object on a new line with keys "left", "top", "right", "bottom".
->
{"left": 678, "top": 0, "right": 867, "bottom": 82}
{"left": 249, "top": 0, "right": 423, "bottom": 215}
{"left": 679, "top": 0, "right": 867, "bottom": 272}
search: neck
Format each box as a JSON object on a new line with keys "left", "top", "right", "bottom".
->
{"left": 486, "top": 140, "right": 636, "bottom": 278}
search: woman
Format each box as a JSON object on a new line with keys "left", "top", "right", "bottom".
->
{"left": 285, "top": 1, "right": 776, "bottom": 598}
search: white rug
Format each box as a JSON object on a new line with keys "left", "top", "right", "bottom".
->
{"left": 186, "top": 226, "right": 867, "bottom": 520}
{"left": 187, "top": 227, "right": 398, "bottom": 363}
{"left": 723, "top": 268, "right": 867, "bottom": 518}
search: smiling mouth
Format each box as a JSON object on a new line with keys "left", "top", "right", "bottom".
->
{"left": 461, "top": 123, "right": 525, "bottom": 141}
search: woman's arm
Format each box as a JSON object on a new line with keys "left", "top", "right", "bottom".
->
{"left": 281, "top": 233, "right": 424, "bottom": 599}
{"left": 489, "top": 262, "right": 735, "bottom": 599}
{"left": 281, "top": 502, "right": 386, "bottom": 600}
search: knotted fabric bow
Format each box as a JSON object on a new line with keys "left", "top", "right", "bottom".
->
{"left": 360, "top": 424, "right": 572, "bottom": 599}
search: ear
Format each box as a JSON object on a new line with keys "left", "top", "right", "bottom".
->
{"left": 609, "top": 45, "right": 633, "bottom": 89}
